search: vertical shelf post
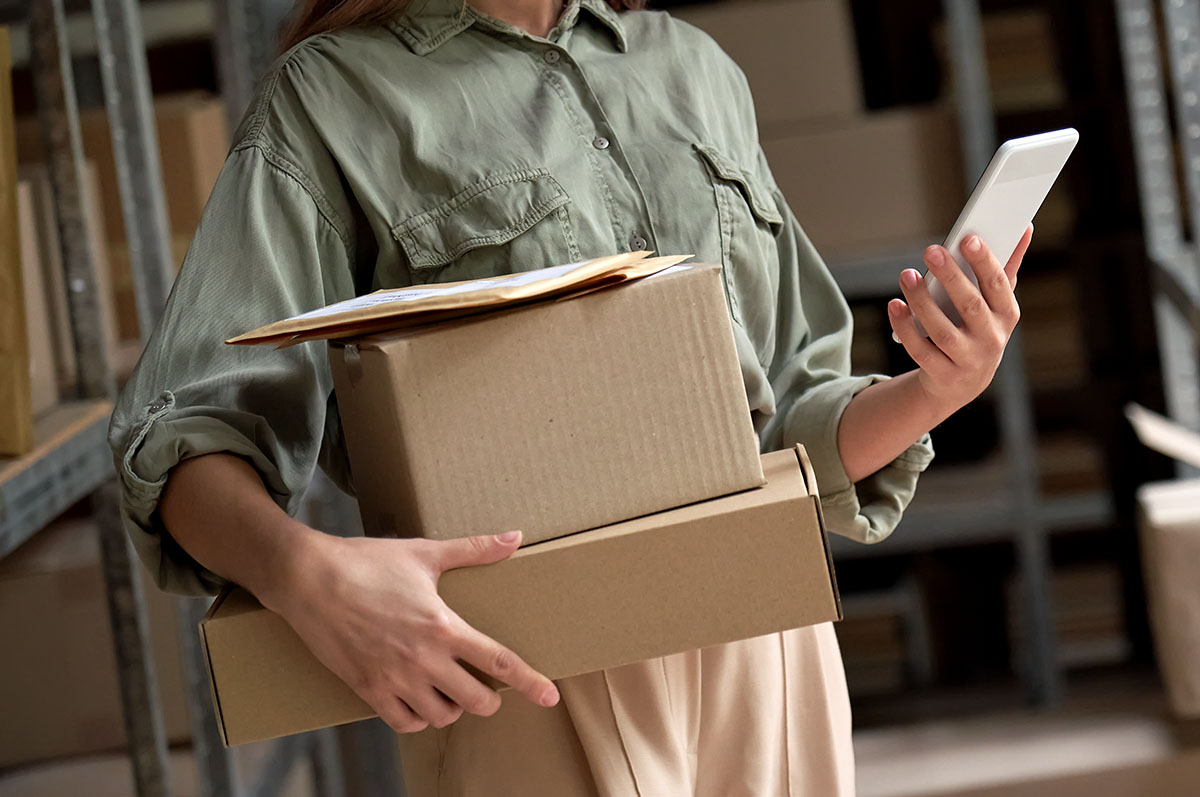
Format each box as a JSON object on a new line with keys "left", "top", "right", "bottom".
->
{"left": 942, "top": 0, "right": 1061, "bottom": 706}
{"left": 29, "top": 2, "right": 170, "bottom": 795}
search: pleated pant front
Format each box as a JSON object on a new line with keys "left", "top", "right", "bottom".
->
{"left": 398, "top": 622, "right": 855, "bottom": 796}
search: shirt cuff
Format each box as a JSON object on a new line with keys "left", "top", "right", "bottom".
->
{"left": 111, "top": 389, "right": 295, "bottom": 595}
{"left": 783, "top": 374, "right": 935, "bottom": 544}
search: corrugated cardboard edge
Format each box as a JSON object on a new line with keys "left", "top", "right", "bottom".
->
{"left": 199, "top": 588, "right": 233, "bottom": 746}
{"left": 794, "top": 444, "right": 843, "bottom": 621}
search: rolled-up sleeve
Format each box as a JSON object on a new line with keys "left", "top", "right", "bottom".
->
{"left": 108, "top": 143, "right": 356, "bottom": 595}
{"left": 759, "top": 171, "right": 935, "bottom": 545}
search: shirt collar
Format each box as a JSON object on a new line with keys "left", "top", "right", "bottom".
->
{"left": 387, "top": 0, "right": 628, "bottom": 56}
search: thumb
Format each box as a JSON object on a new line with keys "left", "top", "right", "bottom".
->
{"left": 426, "top": 530, "right": 522, "bottom": 574}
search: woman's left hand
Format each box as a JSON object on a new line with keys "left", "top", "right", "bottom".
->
{"left": 887, "top": 225, "right": 1033, "bottom": 415}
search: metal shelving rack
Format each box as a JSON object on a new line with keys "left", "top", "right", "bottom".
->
{"left": 1115, "top": 0, "right": 1200, "bottom": 478}
{"left": 4, "top": 1, "right": 400, "bottom": 796}
{"left": 824, "top": 0, "right": 1065, "bottom": 706}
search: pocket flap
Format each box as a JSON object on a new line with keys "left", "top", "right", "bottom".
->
{"left": 392, "top": 168, "right": 571, "bottom": 270}
{"left": 694, "top": 143, "right": 784, "bottom": 229}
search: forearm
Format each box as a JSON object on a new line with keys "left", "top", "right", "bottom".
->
{"left": 836, "top": 369, "right": 951, "bottom": 484}
{"left": 158, "top": 452, "right": 323, "bottom": 609}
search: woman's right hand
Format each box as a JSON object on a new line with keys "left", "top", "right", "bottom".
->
{"left": 259, "top": 527, "right": 560, "bottom": 734}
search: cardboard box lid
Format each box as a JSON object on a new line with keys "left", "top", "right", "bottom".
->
{"left": 1126, "top": 403, "right": 1200, "bottom": 524}
{"left": 226, "top": 251, "right": 691, "bottom": 347}
{"left": 199, "top": 445, "right": 840, "bottom": 746}
{"left": 1126, "top": 402, "right": 1200, "bottom": 470}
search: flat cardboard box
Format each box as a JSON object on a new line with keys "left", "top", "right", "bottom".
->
{"left": 1127, "top": 404, "right": 1200, "bottom": 717}
{"left": 673, "top": 0, "right": 862, "bottom": 129}
{"left": 328, "top": 262, "right": 765, "bottom": 546}
{"left": 0, "top": 26, "right": 33, "bottom": 456}
{"left": 199, "top": 446, "right": 841, "bottom": 746}
{"left": 0, "top": 516, "right": 192, "bottom": 767}
{"left": 761, "top": 106, "right": 965, "bottom": 260}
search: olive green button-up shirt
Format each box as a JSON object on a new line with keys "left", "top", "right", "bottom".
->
{"left": 109, "top": 0, "right": 934, "bottom": 595}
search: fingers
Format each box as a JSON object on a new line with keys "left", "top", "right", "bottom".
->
{"left": 455, "top": 624, "right": 560, "bottom": 709}
{"left": 1004, "top": 224, "right": 1034, "bottom": 288}
{"left": 888, "top": 299, "right": 952, "bottom": 372}
{"left": 923, "top": 243, "right": 992, "bottom": 333}
{"left": 433, "top": 661, "right": 504, "bottom": 718}
{"left": 423, "top": 530, "right": 523, "bottom": 575}
{"left": 376, "top": 695, "right": 430, "bottom": 735}
{"left": 899, "top": 268, "right": 964, "bottom": 358}
{"left": 402, "top": 686, "right": 465, "bottom": 729}
{"left": 958, "top": 235, "right": 1020, "bottom": 330}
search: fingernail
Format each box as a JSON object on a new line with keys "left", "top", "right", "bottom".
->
{"left": 925, "top": 245, "right": 944, "bottom": 266}
{"left": 964, "top": 235, "right": 981, "bottom": 253}
{"left": 901, "top": 269, "right": 920, "bottom": 288}
{"left": 496, "top": 530, "right": 520, "bottom": 544}
{"left": 540, "top": 685, "right": 559, "bottom": 706}
{"left": 888, "top": 299, "right": 905, "bottom": 316}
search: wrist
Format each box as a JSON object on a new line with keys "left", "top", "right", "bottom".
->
{"left": 911, "top": 369, "right": 965, "bottom": 424}
{"left": 252, "top": 520, "right": 336, "bottom": 615}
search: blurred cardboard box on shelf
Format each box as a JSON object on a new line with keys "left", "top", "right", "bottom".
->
{"left": 323, "top": 260, "right": 765, "bottom": 546}
{"left": 762, "top": 106, "right": 964, "bottom": 259}
{"left": 1038, "top": 433, "right": 1107, "bottom": 496}
{"left": 1017, "top": 271, "right": 1088, "bottom": 390}
{"left": 20, "top": 162, "right": 121, "bottom": 391}
{"left": 17, "top": 179, "right": 56, "bottom": 417}
{"left": 1, "top": 25, "right": 34, "bottom": 456}
{"left": 1008, "top": 562, "right": 1129, "bottom": 670}
{"left": 0, "top": 516, "right": 192, "bottom": 767}
{"left": 673, "top": 0, "right": 862, "bottom": 129}
{"left": 934, "top": 8, "right": 1067, "bottom": 114}
{"left": 200, "top": 446, "right": 841, "bottom": 745}
{"left": 1126, "top": 404, "right": 1200, "bottom": 718}
{"left": 14, "top": 93, "right": 228, "bottom": 341}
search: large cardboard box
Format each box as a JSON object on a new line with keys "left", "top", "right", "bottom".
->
{"left": 673, "top": 0, "right": 862, "bottom": 129}
{"left": 762, "top": 106, "right": 965, "bottom": 260}
{"left": 1127, "top": 404, "right": 1200, "bottom": 718}
{"left": 199, "top": 445, "right": 841, "bottom": 745}
{"left": 0, "top": 516, "right": 192, "bottom": 766}
{"left": 327, "top": 261, "right": 765, "bottom": 545}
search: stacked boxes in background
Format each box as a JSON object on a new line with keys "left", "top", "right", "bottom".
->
{"left": 14, "top": 92, "right": 228, "bottom": 346}
{"left": 675, "top": 0, "right": 965, "bottom": 262}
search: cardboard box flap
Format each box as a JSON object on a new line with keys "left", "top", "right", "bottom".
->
{"left": 226, "top": 252, "right": 692, "bottom": 347}
{"left": 1126, "top": 403, "right": 1200, "bottom": 470}
{"left": 792, "top": 444, "right": 842, "bottom": 620}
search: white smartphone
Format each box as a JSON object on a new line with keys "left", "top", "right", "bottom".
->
{"left": 909, "top": 128, "right": 1079, "bottom": 338}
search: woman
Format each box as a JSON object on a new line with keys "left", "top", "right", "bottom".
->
{"left": 109, "top": 0, "right": 1030, "bottom": 792}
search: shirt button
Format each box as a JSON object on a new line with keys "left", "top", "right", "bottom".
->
{"left": 629, "top": 233, "right": 648, "bottom": 251}
{"left": 148, "top": 400, "right": 166, "bottom": 413}
{"left": 544, "top": 49, "right": 561, "bottom": 64}
{"left": 592, "top": 136, "right": 610, "bottom": 150}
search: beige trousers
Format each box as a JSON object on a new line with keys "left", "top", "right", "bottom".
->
{"left": 398, "top": 623, "right": 855, "bottom": 796}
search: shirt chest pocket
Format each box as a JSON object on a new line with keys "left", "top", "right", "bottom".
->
{"left": 694, "top": 143, "right": 784, "bottom": 363}
{"left": 392, "top": 168, "right": 582, "bottom": 284}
